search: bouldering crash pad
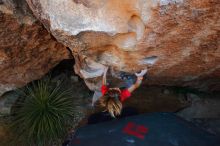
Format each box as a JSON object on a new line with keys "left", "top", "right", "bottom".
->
{"left": 68, "top": 112, "right": 220, "bottom": 146}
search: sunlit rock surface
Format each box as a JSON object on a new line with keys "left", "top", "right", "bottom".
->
{"left": 26, "top": 0, "right": 220, "bottom": 91}
{"left": 0, "top": 0, "right": 70, "bottom": 96}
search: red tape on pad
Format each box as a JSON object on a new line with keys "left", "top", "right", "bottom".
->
{"left": 123, "top": 122, "right": 148, "bottom": 139}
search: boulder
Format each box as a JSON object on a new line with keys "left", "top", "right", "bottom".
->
{"left": 0, "top": 91, "right": 18, "bottom": 115}
{"left": 26, "top": 0, "right": 220, "bottom": 91}
{"left": 0, "top": 0, "right": 70, "bottom": 96}
{"left": 177, "top": 93, "right": 220, "bottom": 120}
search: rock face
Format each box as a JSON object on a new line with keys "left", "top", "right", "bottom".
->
{"left": 26, "top": 0, "right": 220, "bottom": 91}
{"left": 0, "top": 0, "right": 70, "bottom": 96}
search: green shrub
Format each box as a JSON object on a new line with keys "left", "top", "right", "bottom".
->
{"left": 11, "top": 78, "right": 76, "bottom": 146}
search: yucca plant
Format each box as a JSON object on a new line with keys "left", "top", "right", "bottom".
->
{"left": 11, "top": 78, "right": 76, "bottom": 146}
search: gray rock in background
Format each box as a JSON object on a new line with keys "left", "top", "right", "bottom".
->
{"left": 177, "top": 93, "right": 220, "bottom": 120}
{"left": 0, "top": 91, "right": 19, "bottom": 115}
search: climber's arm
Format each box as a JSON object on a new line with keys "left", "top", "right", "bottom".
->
{"left": 127, "top": 77, "right": 143, "bottom": 93}
{"left": 128, "top": 69, "right": 147, "bottom": 93}
{"left": 102, "top": 67, "right": 108, "bottom": 85}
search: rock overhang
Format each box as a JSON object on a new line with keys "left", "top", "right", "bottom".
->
{"left": 25, "top": 0, "right": 220, "bottom": 91}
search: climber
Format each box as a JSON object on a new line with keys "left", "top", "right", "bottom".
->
{"left": 95, "top": 67, "right": 147, "bottom": 117}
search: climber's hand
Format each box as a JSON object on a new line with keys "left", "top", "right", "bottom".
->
{"left": 128, "top": 70, "right": 147, "bottom": 93}
{"left": 135, "top": 69, "right": 147, "bottom": 77}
